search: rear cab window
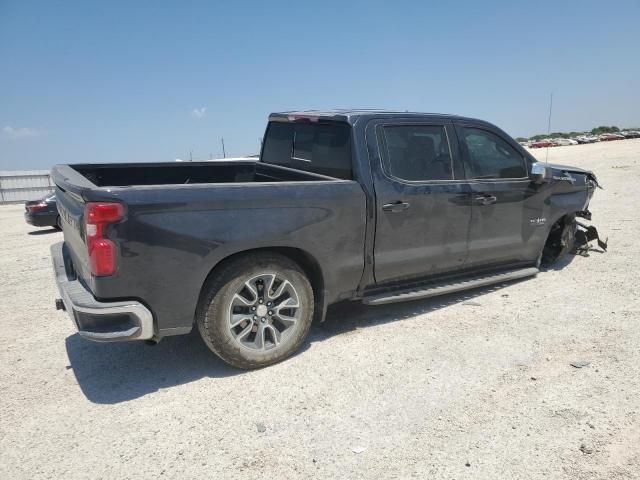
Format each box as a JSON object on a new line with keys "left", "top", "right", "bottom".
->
{"left": 261, "top": 121, "right": 353, "bottom": 179}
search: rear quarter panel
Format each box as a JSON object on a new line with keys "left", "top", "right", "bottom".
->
{"left": 86, "top": 181, "right": 367, "bottom": 335}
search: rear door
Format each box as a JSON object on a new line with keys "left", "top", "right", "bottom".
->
{"left": 455, "top": 123, "right": 542, "bottom": 268}
{"left": 370, "top": 119, "right": 472, "bottom": 284}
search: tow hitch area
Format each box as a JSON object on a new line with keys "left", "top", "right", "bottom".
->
{"left": 575, "top": 221, "right": 608, "bottom": 252}
{"left": 55, "top": 298, "right": 66, "bottom": 311}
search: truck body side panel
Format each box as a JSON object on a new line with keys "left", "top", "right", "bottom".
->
{"left": 59, "top": 181, "right": 367, "bottom": 336}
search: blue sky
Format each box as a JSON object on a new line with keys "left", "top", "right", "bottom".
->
{"left": 1, "top": 0, "right": 639, "bottom": 169}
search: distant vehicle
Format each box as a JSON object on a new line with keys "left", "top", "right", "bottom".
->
{"left": 576, "top": 135, "right": 599, "bottom": 144}
{"left": 175, "top": 156, "right": 259, "bottom": 162}
{"left": 212, "top": 156, "right": 259, "bottom": 161}
{"left": 530, "top": 140, "right": 556, "bottom": 148}
{"left": 553, "top": 138, "right": 578, "bottom": 146}
{"left": 621, "top": 131, "right": 640, "bottom": 139}
{"left": 50, "top": 110, "right": 606, "bottom": 369}
{"left": 599, "top": 133, "right": 625, "bottom": 141}
{"left": 24, "top": 194, "right": 60, "bottom": 229}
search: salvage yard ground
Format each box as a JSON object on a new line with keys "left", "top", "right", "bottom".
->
{"left": 1, "top": 139, "right": 639, "bottom": 480}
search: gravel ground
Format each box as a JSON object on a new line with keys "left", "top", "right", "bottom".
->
{"left": 1, "top": 139, "right": 639, "bottom": 480}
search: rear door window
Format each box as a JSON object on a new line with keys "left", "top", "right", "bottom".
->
{"left": 460, "top": 127, "right": 527, "bottom": 179}
{"left": 381, "top": 125, "right": 453, "bottom": 181}
{"left": 261, "top": 122, "right": 352, "bottom": 179}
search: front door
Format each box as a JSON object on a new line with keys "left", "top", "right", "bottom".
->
{"left": 371, "top": 120, "right": 472, "bottom": 284}
{"left": 455, "top": 124, "right": 542, "bottom": 268}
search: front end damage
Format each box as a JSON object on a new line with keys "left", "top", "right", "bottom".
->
{"left": 575, "top": 211, "right": 608, "bottom": 252}
{"left": 539, "top": 164, "right": 608, "bottom": 266}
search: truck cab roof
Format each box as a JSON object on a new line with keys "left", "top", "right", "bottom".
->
{"left": 269, "top": 109, "right": 487, "bottom": 126}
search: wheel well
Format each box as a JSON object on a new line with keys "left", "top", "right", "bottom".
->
{"left": 198, "top": 247, "right": 325, "bottom": 320}
{"left": 541, "top": 213, "right": 576, "bottom": 266}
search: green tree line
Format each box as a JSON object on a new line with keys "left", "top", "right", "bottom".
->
{"left": 516, "top": 125, "right": 638, "bottom": 142}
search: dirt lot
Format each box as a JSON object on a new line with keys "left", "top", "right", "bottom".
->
{"left": 1, "top": 139, "right": 639, "bottom": 480}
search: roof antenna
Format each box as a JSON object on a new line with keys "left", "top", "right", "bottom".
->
{"left": 545, "top": 92, "right": 553, "bottom": 163}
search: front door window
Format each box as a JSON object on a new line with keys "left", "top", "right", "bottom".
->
{"left": 460, "top": 127, "right": 527, "bottom": 179}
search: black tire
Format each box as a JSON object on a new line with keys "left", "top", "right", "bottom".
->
{"left": 541, "top": 216, "right": 577, "bottom": 266}
{"left": 559, "top": 218, "right": 577, "bottom": 256}
{"left": 54, "top": 216, "right": 62, "bottom": 231}
{"left": 196, "top": 253, "right": 314, "bottom": 369}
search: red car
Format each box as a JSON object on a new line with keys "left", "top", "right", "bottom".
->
{"left": 530, "top": 140, "right": 556, "bottom": 148}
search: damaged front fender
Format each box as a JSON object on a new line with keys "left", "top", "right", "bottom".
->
{"left": 537, "top": 162, "right": 608, "bottom": 265}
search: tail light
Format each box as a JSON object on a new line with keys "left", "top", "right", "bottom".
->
{"left": 27, "top": 202, "right": 48, "bottom": 213}
{"left": 85, "top": 202, "right": 125, "bottom": 276}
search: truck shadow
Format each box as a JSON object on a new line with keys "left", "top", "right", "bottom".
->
{"left": 315, "top": 280, "right": 529, "bottom": 340}
{"left": 66, "top": 261, "right": 579, "bottom": 404}
{"left": 28, "top": 228, "right": 60, "bottom": 235}
{"left": 65, "top": 330, "right": 247, "bottom": 404}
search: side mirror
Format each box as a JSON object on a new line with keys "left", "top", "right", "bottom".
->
{"left": 530, "top": 163, "right": 551, "bottom": 183}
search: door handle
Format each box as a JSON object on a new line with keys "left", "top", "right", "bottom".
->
{"left": 474, "top": 194, "right": 497, "bottom": 206}
{"left": 382, "top": 201, "right": 410, "bottom": 212}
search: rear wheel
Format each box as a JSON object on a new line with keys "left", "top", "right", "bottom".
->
{"left": 196, "top": 253, "right": 314, "bottom": 369}
{"left": 54, "top": 216, "right": 62, "bottom": 231}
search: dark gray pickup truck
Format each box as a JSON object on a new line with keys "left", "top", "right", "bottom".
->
{"left": 50, "top": 110, "right": 605, "bottom": 368}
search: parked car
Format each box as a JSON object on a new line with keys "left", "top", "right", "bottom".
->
{"left": 553, "top": 138, "right": 578, "bottom": 146}
{"left": 50, "top": 110, "right": 605, "bottom": 369}
{"left": 576, "top": 135, "right": 599, "bottom": 144}
{"left": 599, "top": 133, "right": 625, "bottom": 141}
{"left": 175, "top": 156, "right": 259, "bottom": 162}
{"left": 621, "top": 131, "right": 640, "bottom": 139}
{"left": 530, "top": 139, "right": 556, "bottom": 148}
{"left": 24, "top": 194, "right": 60, "bottom": 229}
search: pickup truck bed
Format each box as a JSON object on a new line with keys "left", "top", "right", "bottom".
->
{"left": 69, "top": 161, "right": 333, "bottom": 187}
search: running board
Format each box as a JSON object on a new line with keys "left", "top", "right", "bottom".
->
{"left": 363, "top": 267, "right": 539, "bottom": 306}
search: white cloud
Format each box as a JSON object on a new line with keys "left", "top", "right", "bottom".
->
{"left": 190, "top": 107, "right": 206, "bottom": 119}
{"left": 2, "top": 126, "right": 41, "bottom": 139}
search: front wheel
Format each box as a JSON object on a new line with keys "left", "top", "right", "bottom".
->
{"left": 540, "top": 215, "right": 577, "bottom": 266}
{"left": 196, "top": 253, "right": 314, "bottom": 369}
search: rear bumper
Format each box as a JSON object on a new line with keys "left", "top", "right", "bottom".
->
{"left": 50, "top": 242, "right": 154, "bottom": 342}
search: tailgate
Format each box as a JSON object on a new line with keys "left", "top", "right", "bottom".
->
{"left": 55, "top": 186, "right": 93, "bottom": 288}
{"left": 51, "top": 164, "right": 102, "bottom": 290}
